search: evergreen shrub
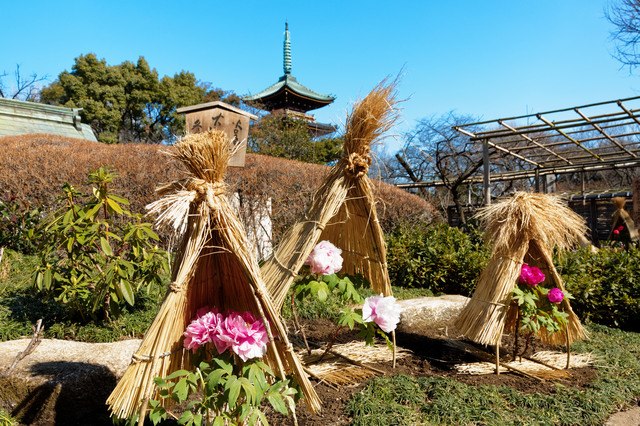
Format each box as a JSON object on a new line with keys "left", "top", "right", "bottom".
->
{"left": 385, "top": 223, "right": 490, "bottom": 295}
{"left": 558, "top": 245, "right": 640, "bottom": 331}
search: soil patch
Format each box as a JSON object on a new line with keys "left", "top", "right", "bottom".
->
{"left": 266, "top": 318, "right": 598, "bottom": 425}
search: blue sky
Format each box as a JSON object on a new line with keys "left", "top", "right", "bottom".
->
{"left": 2, "top": 0, "right": 638, "bottom": 152}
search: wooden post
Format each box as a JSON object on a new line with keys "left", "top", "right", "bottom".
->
{"left": 483, "top": 138, "right": 491, "bottom": 205}
{"left": 535, "top": 168, "right": 540, "bottom": 193}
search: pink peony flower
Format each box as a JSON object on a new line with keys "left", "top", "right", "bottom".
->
{"left": 613, "top": 229, "right": 620, "bottom": 235}
{"left": 617, "top": 225, "right": 624, "bottom": 232}
{"left": 219, "top": 311, "right": 269, "bottom": 362}
{"left": 183, "top": 308, "right": 225, "bottom": 352}
{"left": 304, "top": 240, "right": 343, "bottom": 275}
{"left": 519, "top": 264, "right": 545, "bottom": 287}
{"left": 548, "top": 288, "right": 564, "bottom": 304}
{"left": 362, "top": 294, "right": 402, "bottom": 333}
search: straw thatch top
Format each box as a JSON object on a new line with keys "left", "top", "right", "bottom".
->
{"left": 476, "top": 192, "right": 587, "bottom": 255}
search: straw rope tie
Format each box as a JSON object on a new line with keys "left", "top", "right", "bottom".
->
{"left": 169, "top": 282, "right": 184, "bottom": 292}
{"left": 191, "top": 179, "right": 226, "bottom": 209}
{"left": 344, "top": 151, "right": 372, "bottom": 178}
{"left": 131, "top": 350, "right": 175, "bottom": 363}
{"left": 473, "top": 297, "right": 508, "bottom": 308}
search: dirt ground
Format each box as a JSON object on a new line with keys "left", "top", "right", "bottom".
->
{"left": 265, "top": 318, "right": 601, "bottom": 426}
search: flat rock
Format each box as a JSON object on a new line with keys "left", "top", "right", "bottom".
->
{"left": 0, "top": 338, "right": 141, "bottom": 425}
{"left": 397, "top": 295, "right": 469, "bottom": 335}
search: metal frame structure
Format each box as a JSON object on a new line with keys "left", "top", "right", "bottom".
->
{"left": 398, "top": 96, "right": 640, "bottom": 204}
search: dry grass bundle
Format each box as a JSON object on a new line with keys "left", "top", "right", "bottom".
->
{"left": 261, "top": 79, "right": 400, "bottom": 310}
{"left": 301, "top": 341, "right": 410, "bottom": 387}
{"left": 455, "top": 351, "right": 593, "bottom": 379}
{"left": 106, "top": 130, "right": 320, "bottom": 422}
{"left": 609, "top": 197, "right": 638, "bottom": 241}
{"left": 455, "top": 192, "right": 589, "bottom": 347}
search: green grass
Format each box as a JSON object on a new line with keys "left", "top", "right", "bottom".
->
{"left": 0, "top": 249, "right": 163, "bottom": 342}
{"left": 347, "top": 324, "right": 640, "bottom": 425}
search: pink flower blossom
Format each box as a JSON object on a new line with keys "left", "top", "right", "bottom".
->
{"left": 183, "top": 307, "right": 225, "bottom": 352}
{"left": 362, "top": 294, "right": 401, "bottom": 333}
{"left": 219, "top": 311, "right": 269, "bottom": 362}
{"left": 304, "top": 241, "right": 343, "bottom": 275}
{"left": 548, "top": 288, "right": 564, "bottom": 304}
{"left": 613, "top": 229, "right": 620, "bottom": 235}
{"left": 519, "top": 264, "right": 545, "bottom": 287}
{"left": 617, "top": 225, "right": 625, "bottom": 232}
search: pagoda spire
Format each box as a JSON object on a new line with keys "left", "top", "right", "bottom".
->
{"left": 283, "top": 22, "right": 291, "bottom": 75}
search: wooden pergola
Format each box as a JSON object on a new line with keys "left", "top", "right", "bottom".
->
{"left": 400, "top": 96, "right": 640, "bottom": 204}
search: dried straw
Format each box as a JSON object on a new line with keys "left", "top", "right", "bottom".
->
{"left": 261, "top": 78, "right": 400, "bottom": 310}
{"left": 455, "top": 350, "right": 593, "bottom": 378}
{"left": 609, "top": 197, "right": 639, "bottom": 241}
{"left": 455, "top": 192, "right": 589, "bottom": 346}
{"left": 107, "top": 130, "right": 320, "bottom": 422}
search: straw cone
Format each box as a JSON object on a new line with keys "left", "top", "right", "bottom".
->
{"left": 261, "top": 78, "right": 400, "bottom": 310}
{"left": 609, "top": 197, "right": 638, "bottom": 242}
{"left": 455, "top": 192, "right": 589, "bottom": 346}
{"left": 107, "top": 130, "right": 320, "bottom": 422}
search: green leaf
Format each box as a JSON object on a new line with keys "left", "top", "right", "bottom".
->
{"left": 100, "top": 237, "right": 113, "bottom": 256}
{"left": 106, "top": 197, "right": 123, "bottom": 214}
{"left": 267, "top": 393, "right": 288, "bottom": 415}
{"left": 226, "top": 376, "right": 241, "bottom": 409}
{"left": 173, "top": 378, "right": 190, "bottom": 401}
{"left": 118, "top": 279, "right": 135, "bottom": 305}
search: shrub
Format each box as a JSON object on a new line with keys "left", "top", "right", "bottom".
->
{"left": 0, "top": 135, "right": 437, "bottom": 247}
{"left": 0, "top": 197, "right": 45, "bottom": 254}
{"left": 385, "top": 223, "right": 490, "bottom": 295}
{"left": 31, "top": 167, "right": 169, "bottom": 322}
{"left": 557, "top": 245, "right": 640, "bottom": 331}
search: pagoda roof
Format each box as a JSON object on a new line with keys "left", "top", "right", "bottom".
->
{"left": 243, "top": 23, "right": 335, "bottom": 113}
{"left": 243, "top": 74, "right": 335, "bottom": 112}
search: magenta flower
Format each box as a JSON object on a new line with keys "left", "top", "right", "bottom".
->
{"left": 548, "top": 288, "right": 564, "bottom": 304}
{"left": 613, "top": 229, "right": 620, "bottom": 235}
{"left": 519, "top": 264, "right": 545, "bottom": 287}
{"left": 362, "top": 294, "right": 401, "bottom": 333}
{"left": 304, "top": 240, "right": 343, "bottom": 275}
{"left": 219, "top": 311, "right": 269, "bottom": 361}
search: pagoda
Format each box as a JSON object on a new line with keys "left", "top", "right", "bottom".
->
{"left": 243, "top": 23, "right": 336, "bottom": 136}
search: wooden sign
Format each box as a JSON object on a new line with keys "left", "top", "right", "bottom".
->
{"left": 177, "top": 101, "right": 257, "bottom": 167}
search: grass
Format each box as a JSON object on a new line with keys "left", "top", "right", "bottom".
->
{"left": 347, "top": 323, "right": 640, "bottom": 425}
{"left": 0, "top": 249, "right": 163, "bottom": 342}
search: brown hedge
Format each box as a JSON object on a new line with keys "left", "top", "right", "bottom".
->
{"left": 0, "top": 134, "right": 436, "bottom": 242}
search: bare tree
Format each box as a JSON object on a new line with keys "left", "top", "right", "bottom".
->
{"left": 0, "top": 65, "right": 47, "bottom": 101}
{"left": 607, "top": 0, "right": 640, "bottom": 70}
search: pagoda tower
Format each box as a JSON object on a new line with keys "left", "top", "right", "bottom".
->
{"left": 243, "top": 23, "right": 336, "bottom": 136}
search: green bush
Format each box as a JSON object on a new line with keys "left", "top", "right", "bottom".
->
{"left": 385, "top": 223, "right": 490, "bottom": 295}
{"left": 31, "top": 167, "right": 169, "bottom": 323}
{"left": 557, "top": 245, "right": 640, "bottom": 331}
{"left": 0, "top": 197, "right": 44, "bottom": 254}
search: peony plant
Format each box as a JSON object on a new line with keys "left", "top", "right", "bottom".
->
{"left": 511, "top": 263, "right": 571, "bottom": 358}
{"left": 293, "top": 241, "right": 400, "bottom": 354}
{"left": 149, "top": 308, "right": 299, "bottom": 426}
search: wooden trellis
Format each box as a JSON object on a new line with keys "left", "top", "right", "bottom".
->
{"left": 399, "top": 96, "right": 640, "bottom": 204}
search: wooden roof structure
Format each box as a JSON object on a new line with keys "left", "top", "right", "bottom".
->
{"left": 455, "top": 96, "right": 640, "bottom": 203}
{"left": 399, "top": 96, "right": 640, "bottom": 203}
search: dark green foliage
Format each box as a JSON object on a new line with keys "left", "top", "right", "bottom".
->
{"left": 0, "top": 197, "right": 45, "bottom": 254}
{"left": 557, "top": 245, "right": 640, "bottom": 331}
{"left": 348, "top": 324, "right": 640, "bottom": 425}
{"left": 385, "top": 223, "right": 490, "bottom": 295}
{"left": 39, "top": 53, "right": 236, "bottom": 144}
{"left": 248, "top": 115, "right": 343, "bottom": 164}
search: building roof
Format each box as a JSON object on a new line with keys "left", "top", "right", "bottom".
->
{"left": 176, "top": 100, "right": 257, "bottom": 119}
{"left": 243, "top": 23, "right": 335, "bottom": 113}
{"left": 0, "top": 98, "right": 97, "bottom": 141}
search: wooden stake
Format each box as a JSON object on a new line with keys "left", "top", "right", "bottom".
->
{"left": 565, "top": 324, "right": 571, "bottom": 369}
{"left": 392, "top": 331, "right": 397, "bottom": 369}
{"left": 495, "top": 333, "right": 501, "bottom": 375}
